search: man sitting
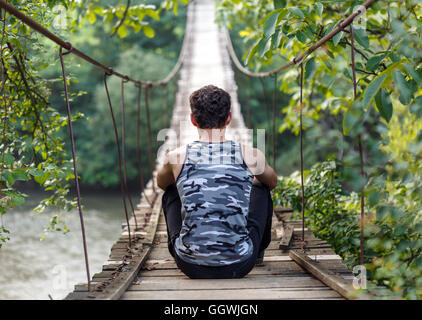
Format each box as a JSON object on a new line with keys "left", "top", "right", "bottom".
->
{"left": 157, "top": 85, "right": 277, "bottom": 279}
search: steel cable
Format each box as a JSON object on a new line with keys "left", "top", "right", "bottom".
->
{"left": 59, "top": 45, "right": 91, "bottom": 291}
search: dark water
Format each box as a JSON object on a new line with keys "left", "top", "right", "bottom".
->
{"left": 0, "top": 191, "right": 129, "bottom": 300}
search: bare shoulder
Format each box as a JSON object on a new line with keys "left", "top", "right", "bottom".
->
{"left": 167, "top": 145, "right": 187, "bottom": 166}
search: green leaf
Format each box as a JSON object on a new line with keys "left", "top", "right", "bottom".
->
{"left": 264, "top": 11, "right": 280, "bottom": 37}
{"left": 315, "top": 3, "right": 323, "bottom": 17}
{"left": 3, "top": 153, "right": 14, "bottom": 166}
{"left": 305, "top": 57, "right": 316, "bottom": 81}
{"left": 392, "top": 70, "right": 412, "bottom": 105}
{"left": 117, "top": 25, "right": 127, "bottom": 38}
{"left": 403, "top": 63, "right": 422, "bottom": 87}
{"left": 295, "top": 30, "right": 307, "bottom": 43}
{"left": 145, "top": 9, "right": 160, "bottom": 21}
{"left": 257, "top": 36, "right": 272, "bottom": 57}
{"left": 288, "top": 7, "right": 304, "bottom": 19}
{"left": 12, "top": 193, "right": 25, "bottom": 206}
{"left": 332, "top": 31, "right": 343, "bottom": 46}
{"left": 88, "top": 11, "right": 96, "bottom": 24}
{"left": 245, "top": 40, "right": 260, "bottom": 65}
{"left": 374, "top": 89, "right": 393, "bottom": 122}
{"left": 12, "top": 169, "right": 29, "bottom": 182}
{"left": 363, "top": 73, "right": 387, "bottom": 110}
{"left": 353, "top": 26, "right": 369, "bottom": 49}
{"left": 28, "top": 168, "right": 44, "bottom": 177}
{"left": 274, "top": 0, "right": 285, "bottom": 9}
{"left": 414, "top": 256, "right": 422, "bottom": 268}
{"left": 2, "top": 170, "right": 14, "bottom": 186}
{"left": 366, "top": 54, "right": 386, "bottom": 72}
{"left": 143, "top": 26, "right": 155, "bottom": 38}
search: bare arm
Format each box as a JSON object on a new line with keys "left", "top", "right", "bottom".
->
{"left": 156, "top": 146, "right": 186, "bottom": 191}
{"left": 157, "top": 153, "right": 175, "bottom": 191}
{"left": 242, "top": 145, "right": 278, "bottom": 190}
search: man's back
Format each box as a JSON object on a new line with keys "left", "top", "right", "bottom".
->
{"left": 156, "top": 85, "right": 277, "bottom": 278}
{"left": 174, "top": 140, "right": 254, "bottom": 266}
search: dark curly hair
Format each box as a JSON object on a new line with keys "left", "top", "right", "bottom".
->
{"left": 189, "top": 85, "right": 231, "bottom": 129}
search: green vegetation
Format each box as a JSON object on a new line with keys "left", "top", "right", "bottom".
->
{"left": 216, "top": 0, "right": 422, "bottom": 299}
{"left": 0, "top": 0, "right": 187, "bottom": 245}
{"left": 1, "top": 0, "right": 422, "bottom": 299}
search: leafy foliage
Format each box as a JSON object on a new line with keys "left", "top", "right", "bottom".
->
{"left": 217, "top": 0, "right": 422, "bottom": 299}
{"left": 0, "top": 0, "right": 187, "bottom": 246}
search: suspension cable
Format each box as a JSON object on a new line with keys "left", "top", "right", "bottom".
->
{"left": 136, "top": 84, "right": 152, "bottom": 208}
{"left": 144, "top": 85, "right": 156, "bottom": 194}
{"left": 349, "top": 23, "right": 366, "bottom": 266}
{"left": 104, "top": 73, "right": 132, "bottom": 247}
{"left": 121, "top": 79, "right": 138, "bottom": 230}
{"left": 58, "top": 45, "right": 91, "bottom": 291}
{"left": 224, "top": 0, "right": 378, "bottom": 78}
{"left": 0, "top": 5, "right": 7, "bottom": 201}
{"left": 259, "top": 77, "right": 270, "bottom": 157}
{"left": 299, "top": 63, "right": 306, "bottom": 250}
{"left": 0, "top": 0, "right": 193, "bottom": 87}
{"left": 272, "top": 72, "right": 278, "bottom": 170}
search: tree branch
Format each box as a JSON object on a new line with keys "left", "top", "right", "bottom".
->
{"left": 110, "top": 0, "right": 131, "bottom": 38}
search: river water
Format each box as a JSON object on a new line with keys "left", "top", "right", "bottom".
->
{"left": 0, "top": 190, "right": 128, "bottom": 300}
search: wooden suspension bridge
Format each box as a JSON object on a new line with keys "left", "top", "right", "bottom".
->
{"left": 63, "top": 0, "right": 357, "bottom": 300}
{"left": 0, "top": 0, "right": 387, "bottom": 300}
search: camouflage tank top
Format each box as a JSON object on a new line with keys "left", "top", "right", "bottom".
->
{"left": 174, "top": 140, "right": 254, "bottom": 266}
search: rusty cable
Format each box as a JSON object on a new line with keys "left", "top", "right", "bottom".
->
{"left": 272, "top": 72, "right": 278, "bottom": 170}
{"left": 58, "top": 45, "right": 91, "bottom": 291}
{"left": 120, "top": 79, "right": 138, "bottom": 230}
{"left": 136, "top": 84, "right": 152, "bottom": 207}
{"left": 299, "top": 63, "right": 306, "bottom": 250}
{"left": 0, "top": 0, "right": 193, "bottom": 87}
{"left": 259, "top": 77, "right": 270, "bottom": 158}
{"left": 223, "top": 0, "right": 378, "bottom": 78}
{"left": 104, "top": 73, "right": 132, "bottom": 247}
{"left": 144, "top": 85, "right": 156, "bottom": 194}
{"left": 350, "top": 23, "right": 366, "bottom": 266}
{"left": 0, "top": 5, "right": 7, "bottom": 200}
{"left": 245, "top": 76, "right": 252, "bottom": 128}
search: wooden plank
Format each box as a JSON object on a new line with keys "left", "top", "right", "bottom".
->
{"left": 289, "top": 250, "right": 358, "bottom": 300}
{"left": 66, "top": 192, "right": 163, "bottom": 300}
{"left": 146, "top": 245, "right": 334, "bottom": 260}
{"left": 91, "top": 193, "right": 163, "bottom": 300}
{"left": 63, "top": 292, "right": 90, "bottom": 300}
{"left": 279, "top": 225, "right": 294, "bottom": 250}
{"left": 127, "top": 275, "right": 328, "bottom": 291}
{"left": 121, "top": 287, "right": 342, "bottom": 300}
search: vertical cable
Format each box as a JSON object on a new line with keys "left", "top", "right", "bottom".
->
{"left": 350, "top": 23, "right": 365, "bottom": 266}
{"left": 299, "top": 63, "right": 306, "bottom": 250}
{"left": 120, "top": 79, "right": 138, "bottom": 229}
{"left": 272, "top": 72, "right": 278, "bottom": 170}
{"left": 136, "top": 84, "right": 152, "bottom": 207}
{"left": 144, "top": 85, "right": 156, "bottom": 193}
{"left": 259, "top": 77, "right": 270, "bottom": 160}
{"left": 245, "top": 76, "right": 252, "bottom": 128}
{"left": 104, "top": 73, "right": 131, "bottom": 247}
{"left": 0, "top": 6, "right": 8, "bottom": 201}
{"left": 59, "top": 45, "right": 91, "bottom": 291}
